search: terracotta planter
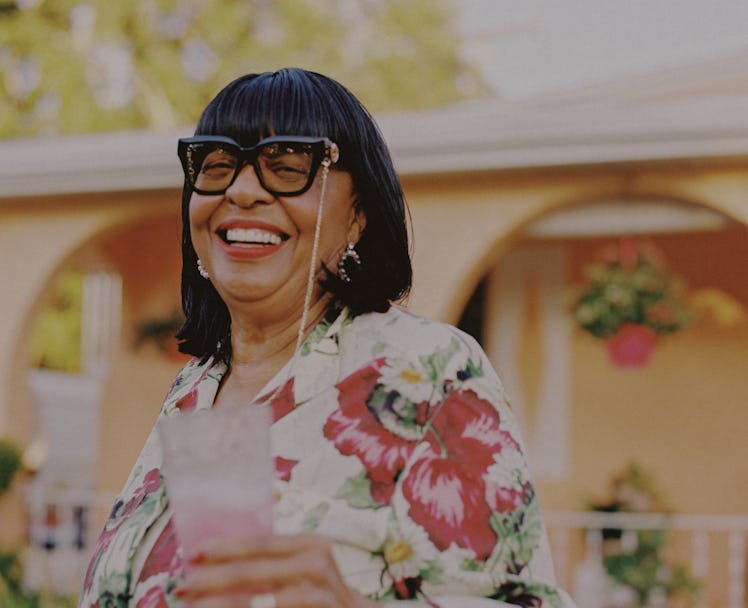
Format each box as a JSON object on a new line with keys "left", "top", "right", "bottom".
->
{"left": 606, "top": 323, "right": 658, "bottom": 367}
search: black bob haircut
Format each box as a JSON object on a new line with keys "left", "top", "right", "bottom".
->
{"left": 177, "top": 68, "right": 412, "bottom": 362}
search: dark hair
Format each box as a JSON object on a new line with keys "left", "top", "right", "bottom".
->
{"left": 177, "top": 68, "right": 412, "bottom": 362}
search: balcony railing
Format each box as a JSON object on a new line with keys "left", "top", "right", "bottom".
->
{"left": 19, "top": 492, "right": 748, "bottom": 607}
{"left": 544, "top": 510, "right": 748, "bottom": 608}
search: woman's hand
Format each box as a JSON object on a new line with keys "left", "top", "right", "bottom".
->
{"left": 175, "top": 532, "right": 379, "bottom": 608}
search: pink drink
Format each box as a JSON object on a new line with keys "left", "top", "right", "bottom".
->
{"left": 157, "top": 405, "right": 273, "bottom": 569}
{"left": 167, "top": 477, "right": 273, "bottom": 562}
{"left": 172, "top": 500, "right": 273, "bottom": 551}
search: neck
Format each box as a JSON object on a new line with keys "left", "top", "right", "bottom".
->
{"left": 228, "top": 293, "right": 331, "bottom": 367}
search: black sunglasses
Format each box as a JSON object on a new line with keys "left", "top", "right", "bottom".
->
{"left": 178, "top": 135, "right": 340, "bottom": 196}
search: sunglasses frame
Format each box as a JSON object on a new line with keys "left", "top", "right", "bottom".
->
{"left": 178, "top": 134, "right": 340, "bottom": 196}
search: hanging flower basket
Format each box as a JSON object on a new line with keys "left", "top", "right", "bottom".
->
{"left": 572, "top": 239, "right": 690, "bottom": 368}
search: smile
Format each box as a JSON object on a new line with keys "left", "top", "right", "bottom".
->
{"left": 218, "top": 227, "right": 289, "bottom": 246}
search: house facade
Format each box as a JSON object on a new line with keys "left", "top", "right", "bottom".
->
{"left": 1, "top": 57, "right": 747, "bottom": 604}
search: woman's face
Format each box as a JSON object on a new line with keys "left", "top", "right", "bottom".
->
{"left": 189, "top": 157, "right": 361, "bottom": 319}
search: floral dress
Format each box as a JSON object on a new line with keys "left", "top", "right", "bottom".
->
{"left": 80, "top": 306, "right": 575, "bottom": 607}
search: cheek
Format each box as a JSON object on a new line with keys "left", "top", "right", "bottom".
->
{"left": 188, "top": 193, "right": 214, "bottom": 232}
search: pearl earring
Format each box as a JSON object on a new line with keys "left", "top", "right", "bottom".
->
{"left": 197, "top": 258, "right": 210, "bottom": 279}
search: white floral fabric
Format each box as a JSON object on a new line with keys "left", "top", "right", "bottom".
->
{"left": 80, "top": 306, "right": 576, "bottom": 607}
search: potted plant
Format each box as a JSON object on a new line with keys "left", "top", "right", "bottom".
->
{"left": 588, "top": 463, "right": 701, "bottom": 607}
{"left": 572, "top": 239, "right": 691, "bottom": 367}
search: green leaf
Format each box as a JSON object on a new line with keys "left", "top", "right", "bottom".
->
{"left": 465, "top": 356, "right": 484, "bottom": 379}
{"left": 489, "top": 498, "right": 544, "bottom": 569}
{"left": 301, "top": 502, "right": 330, "bottom": 530}
{"left": 419, "top": 337, "right": 460, "bottom": 383}
{"left": 334, "top": 470, "right": 383, "bottom": 509}
{"left": 420, "top": 559, "right": 444, "bottom": 583}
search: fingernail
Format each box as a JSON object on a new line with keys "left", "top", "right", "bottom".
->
{"left": 187, "top": 550, "right": 207, "bottom": 564}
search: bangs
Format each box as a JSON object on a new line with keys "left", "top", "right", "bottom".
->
{"left": 195, "top": 70, "right": 340, "bottom": 147}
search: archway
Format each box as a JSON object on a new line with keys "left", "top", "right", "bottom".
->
{"left": 454, "top": 195, "right": 748, "bottom": 604}
{"left": 7, "top": 210, "right": 185, "bottom": 594}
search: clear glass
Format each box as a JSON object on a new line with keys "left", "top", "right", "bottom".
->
{"left": 157, "top": 404, "right": 273, "bottom": 566}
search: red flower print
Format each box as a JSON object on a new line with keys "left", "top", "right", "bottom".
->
{"left": 324, "top": 359, "right": 417, "bottom": 504}
{"left": 138, "top": 519, "right": 182, "bottom": 581}
{"left": 402, "top": 389, "right": 525, "bottom": 561}
{"left": 429, "top": 389, "right": 519, "bottom": 471}
{"left": 486, "top": 483, "right": 524, "bottom": 513}
{"left": 84, "top": 468, "right": 163, "bottom": 589}
{"left": 257, "top": 378, "right": 296, "bottom": 422}
{"left": 174, "top": 387, "right": 198, "bottom": 412}
{"left": 393, "top": 576, "right": 423, "bottom": 599}
{"left": 143, "top": 468, "right": 161, "bottom": 493}
{"left": 122, "top": 468, "right": 162, "bottom": 518}
{"left": 403, "top": 456, "right": 496, "bottom": 560}
{"left": 136, "top": 586, "right": 169, "bottom": 608}
{"left": 275, "top": 456, "right": 299, "bottom": 482}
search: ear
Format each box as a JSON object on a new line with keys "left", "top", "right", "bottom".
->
{"left": 347, "top": 204, "right": 367, "bottom": 243}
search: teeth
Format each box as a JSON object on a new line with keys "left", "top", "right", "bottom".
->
{"left": 225, "top": 228, "right": 282, "bottom": 245}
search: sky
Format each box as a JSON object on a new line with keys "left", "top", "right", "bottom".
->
{"left": 457, "top": 0, "right": 748, "bottom": 99}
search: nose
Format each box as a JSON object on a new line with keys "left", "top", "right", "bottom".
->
{"left": 224, "top": 163, "right": 275, "bottom": 207}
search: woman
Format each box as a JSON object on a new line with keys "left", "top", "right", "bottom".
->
{"left": 81, "top": 68, "right": 575, "bottom": 608}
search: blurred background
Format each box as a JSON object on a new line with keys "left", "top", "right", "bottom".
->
{"left": 0, "top": 1, "right": 747, "bottom": 606}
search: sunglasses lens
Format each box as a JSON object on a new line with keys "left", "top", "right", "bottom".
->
{"left": 256, "top": 142, "right": 315, "bottom": 194}
{"left": 188, "top": 144, "right": 240, "bottom": 193}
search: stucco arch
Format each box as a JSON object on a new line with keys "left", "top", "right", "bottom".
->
{"left": 421, "top": 175, "right": 748, "bottom": 518}
{"left": 426, "top": 177, "right": 748, "bottom": 323}
{"left": 1, "top": 191, "right": 180, "bottom": 442}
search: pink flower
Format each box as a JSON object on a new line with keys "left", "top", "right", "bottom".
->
{"left": 174, "top": 387, "right": 198, "bottom": 412}
{"left": 428, "top": 389, "right": 519, "bottom": 471}
{"left": 324, "top": 359, "right": 417, "bottom": 504}
{"left": 84, "top": 469, "right": 164, "bottom": 589}
{"left": 257, "top": 378, "right": 296, "bottom": 422}
{"left": 136, "top": 586, "right": 169, "bottom": 608}
{"left": 404, "top": 389, "right": 524, "bottom": 561}
{"left": 325, "top": 362, "right": 529, "bottom": 562}
{"left": 275, "top": 456, "right": 299, "bottom": 482}
{"left": 403, "top": 456, "right": 496, "bottom": 560}
{"left": 122, "top": 468, "right": 162, "bottom": 518}
{"left": 138, "top": 519, "right": 182, "bottom": 582}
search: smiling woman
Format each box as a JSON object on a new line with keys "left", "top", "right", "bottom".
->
{"left": 79, "top": 68, "right": 576, "bottom": 608}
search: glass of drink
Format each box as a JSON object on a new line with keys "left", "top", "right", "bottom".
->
{"left": 157, "top": 404, "right": 273, "bottom": 567}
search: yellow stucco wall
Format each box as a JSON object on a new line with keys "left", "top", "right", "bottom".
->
{"left": 0, "top": 190, "right": 178, "bottom": 440}
{"left": 1, "top": 161, "right": 747, "bottom": 521}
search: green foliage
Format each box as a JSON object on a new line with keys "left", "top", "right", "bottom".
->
{"left": 0, "top": 438, "right": 22, "bottom": 494}
{"left": 1, "top": 550, "right": 76, "bottom": 607}
{"left": 29, "top": 270, "right": 83, "bottom": 373}
{"left": 591, "top": 463, "right": 702, "bottom": 606}
{"left": 603, "top": 529, "right": 700, "bottom": 606}
{"left": 0, "top": 0, "right": 480, "bottom": 137}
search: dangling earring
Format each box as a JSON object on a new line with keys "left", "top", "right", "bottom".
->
{"left": 197, "top": 258, "right": 210, "bottom": 279}
{"left": 337, "top": 242, "right": 361, "bottom": 283}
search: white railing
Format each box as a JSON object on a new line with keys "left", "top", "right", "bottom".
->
{"left": 23, "top": 487, "right": 117, "bottom": 596}
{"left": 544, "top": 510, "right": 748, "bottom": 608}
